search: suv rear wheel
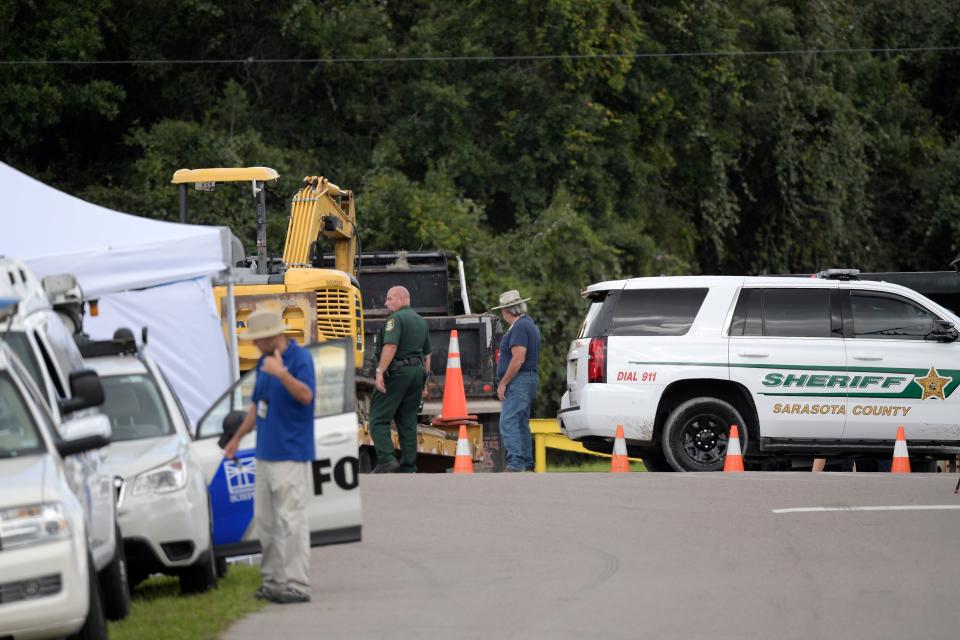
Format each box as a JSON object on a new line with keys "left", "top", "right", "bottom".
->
{"left": 661, "top": 397, "right": 747, "bottom": 472}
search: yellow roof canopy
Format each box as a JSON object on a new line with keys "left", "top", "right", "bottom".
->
{"left": 171, "top": 167, "right": 279, "bottom": 184}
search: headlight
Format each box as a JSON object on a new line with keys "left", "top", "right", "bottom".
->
{"left": 0, "top": 502, "right": 71, "bottom": 550}
{"left": 131, "top": 457, "right": 187, "bottom": 495}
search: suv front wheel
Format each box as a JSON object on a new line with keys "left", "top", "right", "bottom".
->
{"left": 661, "top": 397, "right": 747, "bottom": 472}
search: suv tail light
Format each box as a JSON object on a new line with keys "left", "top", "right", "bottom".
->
{"left": 587, "top": 336, "right": 607, "bottom": 383}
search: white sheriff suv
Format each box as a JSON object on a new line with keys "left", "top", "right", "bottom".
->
{"left": 559, "top": 270, "right": 960, "bottom": 471}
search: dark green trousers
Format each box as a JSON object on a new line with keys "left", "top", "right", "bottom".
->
{"left": 369, "top": 365, "right": 425, "bottom": 472}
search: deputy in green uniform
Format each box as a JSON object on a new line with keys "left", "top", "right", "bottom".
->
{"left": 369, "top": 285, "right": 432, "bottom": 473}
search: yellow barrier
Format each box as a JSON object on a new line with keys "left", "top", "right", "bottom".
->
{"left": 529, "top": 418, "right": 643, "bottom": 473}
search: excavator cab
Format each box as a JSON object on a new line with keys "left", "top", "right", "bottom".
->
{"left": 171, "top": 167, "right": 364, "bottom": 371}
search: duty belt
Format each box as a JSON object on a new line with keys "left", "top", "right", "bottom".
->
{"left": 390, "top": 356, "right": 424, "bottom": 370}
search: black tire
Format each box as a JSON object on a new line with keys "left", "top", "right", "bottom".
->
{"left": 70, "top": 554, "right": 107, "bottom": 640}
{"left": 215, "top": 556, "right": 229, "bottom": 579}
{"left": 180, "top": 519, "right": 218, "bottom": 595}
{"left": 359, "top": 446, "right": 376, "bottom": 473}
{"left": 180, "top": 548, "right": 218, "bottom": 594}
{"left": 661, "top": 397, "right": 747, "bottom": 472}
{"left": 98, "top": 527, "right": 131, "bottom": 621}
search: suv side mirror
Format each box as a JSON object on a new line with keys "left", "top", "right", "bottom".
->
{"left": 929, "top": 319, "right": 959, "bottom": 343}
{"left": 217, "top": 409, "right": 247, "bottom": 449}
{"left": 57, "top": 369, "right": 106, "bottom": 414}
{"left": 56, "top": 414, "right": 111, "bottom": 457}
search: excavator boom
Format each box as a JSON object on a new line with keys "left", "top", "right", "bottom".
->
{"left": 284, "top": 176, "right": 357, "bottom": 279}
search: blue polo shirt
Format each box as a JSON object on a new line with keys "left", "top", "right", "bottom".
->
{"left": 251, "top": 340, "right": 316, "bottom": 461}
{"left": 497, "top": 315, "right": 541, "bottom": 379}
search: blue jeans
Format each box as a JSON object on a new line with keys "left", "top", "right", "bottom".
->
{"left": 499, "top": 371, "right": 538, "bottom": 470}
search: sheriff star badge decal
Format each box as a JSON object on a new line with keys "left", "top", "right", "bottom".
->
{"left": 913, "top": 366, "right": 953, "bottom": 400}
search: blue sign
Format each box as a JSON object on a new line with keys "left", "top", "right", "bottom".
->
{"left": 208, "top": 450, "right": 256, "bottom": 546}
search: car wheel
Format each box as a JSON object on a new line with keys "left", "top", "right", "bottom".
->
{"left": 69, "top": 553, "right": 107, "bottom": 640}
{"left": 661, "top": 397, "right": 747, "bottom": 472}
{"left": 215, "top": 556, "right": 229, "bottom": 579}
{"left": 180, "top": 523, "right": 218, "bottom": 595}
{"left": 98, "top": 526, "right": 131, "bottom": 621}
{"left": 359, "top": 446, "right": 376, "bottom": 473}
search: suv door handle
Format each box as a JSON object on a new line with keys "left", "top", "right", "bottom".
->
{"left": 736, "top": 351, "right": 769, "bottom": 358}
{"left": 851, "top": 353, "right": 883, "bottom": 361}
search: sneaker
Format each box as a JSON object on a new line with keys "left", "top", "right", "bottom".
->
{"left": 371, "top": 459, "right": 400, "bottom": 474}
{"left": 268, "top": 586, "right": 311, "bottom": 604}
{"left": 254, "top": 585, "right": 280, "bottom": 600}
{"left": 504, "top": 466, "right": 525, "bottom": 472}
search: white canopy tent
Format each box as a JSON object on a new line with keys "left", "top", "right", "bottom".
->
{"left": 0, "top": 161, "right": 236, "bottom": 427}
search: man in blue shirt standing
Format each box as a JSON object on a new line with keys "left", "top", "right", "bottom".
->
{"left": 491, "top": 290, "right": 541, "bottom": 472}
{"left": 223, "top": 308, "right": 316, "bottom": 604}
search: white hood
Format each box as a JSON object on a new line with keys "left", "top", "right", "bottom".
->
{"left": 0, "top": 454, "right": 50, "bottom": 507}
{"left": 107, "top": 435, "right": 185, "bottom": 479}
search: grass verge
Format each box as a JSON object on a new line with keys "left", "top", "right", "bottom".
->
{"left": 548, "top": 459, "right": 647, "bottom": 472}
{"left": 109, "top": 564, "right": 266, "bottom": 640}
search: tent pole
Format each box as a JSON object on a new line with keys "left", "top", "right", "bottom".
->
{"left": 225, "top": 270, "right": 240, "bottom": 383}
{"left": 179, "top": 184, "right": 188, "bottom": 223}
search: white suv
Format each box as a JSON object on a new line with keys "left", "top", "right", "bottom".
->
{"left": 559, "top": 271, "right": 960, "bottom": 471}
{"left": 0, "top": 328, "right": 111, "bottom": 638}
{"left": 81, "top": 329, "right": 218, "bottom": 594}
{"left": 0, "top": 258, "right": 130, "bottom": 621}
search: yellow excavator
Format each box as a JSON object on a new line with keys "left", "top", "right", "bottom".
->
{"left": 171, "top": 167, "right": 363, "bottom": 371}
{"left": 171, "top": 167, "right": 482, "bottom": 471}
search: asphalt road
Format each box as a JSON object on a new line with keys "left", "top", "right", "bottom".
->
{"left": 223, "top": 473, "right": 960, "bottom": 640}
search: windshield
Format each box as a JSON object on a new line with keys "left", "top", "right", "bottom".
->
{"left": 0, "top": 373, "right": 45, "bottom": 458}
{"left": 100, "top": 374, "right": 174, "bottom": 442}
{"left": 3, "top": 332, "right": 45, "bottom": 397}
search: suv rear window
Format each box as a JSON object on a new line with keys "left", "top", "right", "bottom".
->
{"left": 607, "top": 289, "right": 708, "bottom": 337}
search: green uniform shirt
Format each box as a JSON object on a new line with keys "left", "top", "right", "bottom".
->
{"left": 378, "top": 305, "right": 431, "bottom": 362}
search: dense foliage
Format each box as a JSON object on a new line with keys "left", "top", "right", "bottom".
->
{"left": 4, "top": 0, "right": 960, "bottom": 414}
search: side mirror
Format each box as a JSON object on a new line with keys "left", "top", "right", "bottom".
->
{"left": 217, "top": 409, "right": 246, "bottom": 449}
{"left": 57, "top": 369, "right": 106, "bottom": 414}
{"left": 56, "top": 414, "right": 111, "bottom": 457}
{"left": 930, "top": 319, "right": 960, "bottom": 343}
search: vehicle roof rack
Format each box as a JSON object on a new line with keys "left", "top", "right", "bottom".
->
{"left": 816, "top": 268, "right": 861, "bottom": 281}
{"left": 77, "top": 327, "right": 140, "bottom": 358}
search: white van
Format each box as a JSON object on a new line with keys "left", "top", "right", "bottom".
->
{"left": 560, "top": 271, "right": 960, "bottom": 471}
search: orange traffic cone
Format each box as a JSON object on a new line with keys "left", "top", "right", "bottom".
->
{"left": 723, "top": 425, "right": 745, "bottom": 472}
{"left": 432, "top": 330, "right": 478, "bottom": 425}
{"left": 891, "top": 426, "right": 911, "bottom": 474}
{"left": 610, "top": 424, "right": 630, "bottom": 473}
{"left": 452, "top": 424, "right": 474, "bottom": 474}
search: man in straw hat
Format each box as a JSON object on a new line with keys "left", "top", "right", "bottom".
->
{"left": 369, "top": 285, "right": 432, "bottom": 473}
{"left": 490, "top": 289, "right": 541, "bottom": 472}
{"left": 223, "top": 307, "right": 316, "bottom": 603}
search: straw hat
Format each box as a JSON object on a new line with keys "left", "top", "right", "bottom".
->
{"left": 245, "top": 308, "right": 285, "bottom": 340}
{"left": 489, "top": 289, "right": 531, "bottom": 310}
